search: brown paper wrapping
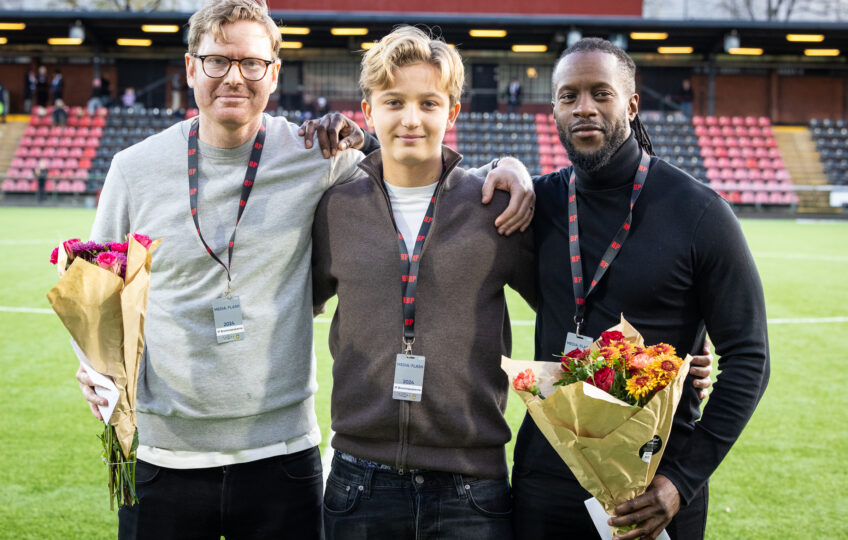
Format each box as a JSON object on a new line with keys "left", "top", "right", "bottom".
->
{"left": 47, "top": 236, "right": 160, "bottom": 457}
{"left": 502, "top": 315, "right": 691, "bottom": 516}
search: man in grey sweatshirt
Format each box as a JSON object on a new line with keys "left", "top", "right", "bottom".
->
{"left": 73, "top": 1, "right": 533, "bottom": 538}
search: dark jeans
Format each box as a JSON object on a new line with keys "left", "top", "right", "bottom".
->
{"left": 323, "top": 453, "right": 513, "bottom": 540}
{"left": 118, "top": 446, "right": 323, "bottom": 540}
{"left": 512, "top": 467, "right": 709, "bottom": 540}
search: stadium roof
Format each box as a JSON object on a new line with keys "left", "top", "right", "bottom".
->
{"left": 0, "top": 10, "right": 846, "bottom": 62}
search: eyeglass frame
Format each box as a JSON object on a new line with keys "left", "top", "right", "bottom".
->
{"left": 190, "top": 53, "right": 277, "bottom": 81}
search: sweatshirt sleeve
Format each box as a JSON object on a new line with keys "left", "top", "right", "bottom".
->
{"left": 508, "top": 225, "right": 538, "bottom": 311}
{"left": 657, "top": 197, "right": 770, "bottom": 504}
{"left": 90, "top": 155, "right": 132, "bottom": 243}
{"left": 311, "top": 190, "right": 338, "bottom": 313}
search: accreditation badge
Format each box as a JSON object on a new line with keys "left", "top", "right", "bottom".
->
{"left": 564, "top": 332, "right": 594, "bottom": 354}
{"left": 393, "top": 354, "right": 426, "bottom": 401}
{"left": 212, "top": 296, "right": 245, "bottom": 343}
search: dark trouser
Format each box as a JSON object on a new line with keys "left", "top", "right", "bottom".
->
{"left": 512, "top": 467, "right": 709, "bottom": 540}
{"left": 323, "top": 453, "right": 513, "bottom": 540}
{"left": 37, "top": 177, "right": 46, "bottom": 202}
{"left": 118, "top": 446, "right": 323, "bottom": 540}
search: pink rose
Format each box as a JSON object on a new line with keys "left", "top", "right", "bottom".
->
{"left": 49, "top": 247, "right": 59, "bottom": 265}
{"left": 96, "top": 251, "right": 121, "bottom": 275}
{"left": 513, "top": 369, "right": 541, "bottom": 396}
{"left": 132, "top": 234, "right": 152, "bottom": 249}
{"left": 107, "top": 242, "right": 128, "bottom": 253}
{"left": 62, "top": 238, "right": 80, "bottom": 261}
{"left": 586, "top": 366, "right": 615, "bottom": 393}
{"left": 628, "top": 353, "right": 652, "bottom": 371}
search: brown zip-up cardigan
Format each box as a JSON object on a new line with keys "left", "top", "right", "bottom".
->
{"left": 312, "top": 147, "right": 536, "bottom": 479}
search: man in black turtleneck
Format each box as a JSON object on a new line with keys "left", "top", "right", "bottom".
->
{"left": 511, "top": 38, "right": 770, "bottom": 540}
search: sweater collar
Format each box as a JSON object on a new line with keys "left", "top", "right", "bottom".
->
{"left": 572, "top": 131, "right": 641, "bottom": 191}
{"left": 357, "top": 145, "right": 464, "bottom": 190}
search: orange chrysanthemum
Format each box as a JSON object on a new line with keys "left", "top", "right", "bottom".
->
{"left": 626, "top": 374, "right": 657, "bottom": 399}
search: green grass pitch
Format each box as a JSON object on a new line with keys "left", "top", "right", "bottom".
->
{"left": 0, "top": 207, "right": 845, "bottom": 538}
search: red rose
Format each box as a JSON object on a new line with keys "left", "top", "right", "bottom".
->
{"left": 108, "top": 242, "right": 129, "bottom": 253}
{"left": 599, "top": 331, "right": 625, "bottom": 346}
{"left": 563, "top": 348, "right": 587, "bottom": 359}
{"left": 586, "top": 366, "right": 615, "bottom": 393}
{"left": 49, "top": 247, "right": 59, "bottom": 265}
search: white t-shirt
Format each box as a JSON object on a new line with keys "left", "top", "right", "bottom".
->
{"left": 383, "top": 180, "right": 440, "bottom": 254}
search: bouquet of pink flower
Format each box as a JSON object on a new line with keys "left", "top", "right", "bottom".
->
{"left": 502, "top": 316, "right": 691, "bottom": 539}
{"left": 47, "top": 233, "right": 160, "bottom": 509}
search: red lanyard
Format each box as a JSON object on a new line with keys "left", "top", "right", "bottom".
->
{"left": 566, "top": 150, "right": 651, "bottom": 334}
{"left": 187, "top": 117, "right": 266, "bottom": 292}
{"left": 384, "top": 169, "right": 446, "bottom": 354}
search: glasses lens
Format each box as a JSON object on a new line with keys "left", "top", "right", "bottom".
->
{"left": 203, "top": 55, "right": 230, "bottom": 77}
{"left": 240, "top": 59, "right": 267, "bottom": 81}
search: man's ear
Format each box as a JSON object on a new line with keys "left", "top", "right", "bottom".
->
{"left": 446, "top": 102, "right": 461, "bottom": 131}
{"left": 185, "top": 53, "right": 196, "bottom": 89}
{"left": 627, "top": 93, "right": 639, "bottom": 122}
{"left": 362, "top": 100, "right": 374, "bottom": 131}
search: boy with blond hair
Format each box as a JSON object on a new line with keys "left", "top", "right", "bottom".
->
{"left": 312, "top": 26, "right": 535, "bottom": 540}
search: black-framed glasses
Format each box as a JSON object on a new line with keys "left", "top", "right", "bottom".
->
{"left": 191, "top": 53, "right": 275, "bottom": 81}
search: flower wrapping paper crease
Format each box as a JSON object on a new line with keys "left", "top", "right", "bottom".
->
{"left": 46, "top": 235, "right": 161, "bottom": 458}
{"left": 501, "top": 315, "right": 692, "bottom": 517}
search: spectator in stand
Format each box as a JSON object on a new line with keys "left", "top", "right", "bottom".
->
{"left": 505, "top": 77, "right": 522, "bottom": 114}
{"left": 51, "top": 69, "right": 64, "bottom": 104}
{"left": 35, "top": 66, "right": 49, "bottom": 107}
{"left": 52, "top": 99, "right": 68, "bottom": 126}
{"left": 24, "top": 69, "right": 36, "bottom": 113}
{"left": 35, "top": 159, "right": 48, "bottom": 204}
{"left": 87, "top": 77, "right": 104, "bottom": 114}
{"left": 679, "top": 78, "right": 694, "bottom": 118}
{"left": 122, "top": 87, "right": 137, "bottom": 109}
{"left": 0, "top": 81, "right": 7, "bottom": 123}
{"left": 101, "top": 76, "right": 112, "bottom": 107}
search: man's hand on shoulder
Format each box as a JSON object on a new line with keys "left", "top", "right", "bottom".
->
{"left": 609, "top": 474, "right": 681, "bottom": 540}
{"left": 298, "top": 112, "right": 364, "bottom": 158}
{"left": 481, "top": 157, "right": 535, "bottom": 236}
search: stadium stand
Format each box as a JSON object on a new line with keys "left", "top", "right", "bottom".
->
{"left": 810, "top": 118, "right": 848, "bottom": 187}
{"left": 3, "top": 107, "right": 798, "bottom": 207}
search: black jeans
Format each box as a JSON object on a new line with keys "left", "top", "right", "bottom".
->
{"left": 323, "top": 453, "right": 513, "bottom": 540}
{"left": 511, "top": 466, "right": 709, "bottom": 540}
{"left": 118, "top": 446, "right": 323, "bottom": 540}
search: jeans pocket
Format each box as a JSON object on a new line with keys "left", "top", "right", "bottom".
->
{"left": 133, "top": 460, "right": 161, "bottom": 487}
{"left": 279, "top": 447, "right": 323, "bottom": 482}
{"left": 464, "top": 478, "right": 513, "bottom": 518}
{"left": 322, "top": 475, "right": 362, "bottom": 516}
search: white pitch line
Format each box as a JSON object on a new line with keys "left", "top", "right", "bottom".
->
{"left": 752, "top": 252, "right": 848, "bottom": 263}
{"left": 0, "top": 306, "right": 53, "bottom": 314}
{"left": 7, "top": 307, "right": 848, "bottom": 326}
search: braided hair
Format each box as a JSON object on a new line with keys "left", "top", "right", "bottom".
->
{"left": 555, "top": 37, "right": 655, "bottom": 156}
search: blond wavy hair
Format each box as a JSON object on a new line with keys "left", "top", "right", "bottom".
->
{"left": 187, "top": 0, "right": 281, "bottom": 59}
{"left": 360, "top": 26, "right": 464, "bottom": 107}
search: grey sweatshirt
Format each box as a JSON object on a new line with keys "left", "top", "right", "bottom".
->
{"left": 91, "top": 115, "right": 363, "bottom": 453}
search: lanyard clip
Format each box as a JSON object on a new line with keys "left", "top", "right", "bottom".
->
{"left": 403, "top": 338, "right": 414, "bottom": 356}
{"left": 224, "top": 281, "right": 232, "bottom": 299}
{"left": 573, "top": 315, "right": 584, "bottom": 336}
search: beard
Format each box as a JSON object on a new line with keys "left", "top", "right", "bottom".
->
{"left": 557, "top": 115, "right": 629, "bottom": 174}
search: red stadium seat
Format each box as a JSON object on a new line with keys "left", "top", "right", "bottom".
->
{"left": 740, "top": 191, "right": 755, "bottom": 204}
{"left": 754, "top": 191, "right": 769, "bottom": 204}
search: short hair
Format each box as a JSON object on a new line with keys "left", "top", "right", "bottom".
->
{"left": 360, "top": 26, "right": 464, "bottom": 107}
{"left": 553, "top": 37, "right": 636, "bottom": 95}
{"left": 187, "top": 0, "right": 281, "bottom": 59}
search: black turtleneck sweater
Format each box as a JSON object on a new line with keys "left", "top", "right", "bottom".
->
{"left": 516, "top": 133, "right": 770, "bottom": 505}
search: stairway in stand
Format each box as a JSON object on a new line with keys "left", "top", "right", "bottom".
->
{"left": 0, "top": 121, "right": 27, "bottom": 181}
{"left": 773, "top": 126, "right": 839, "bottom": 214}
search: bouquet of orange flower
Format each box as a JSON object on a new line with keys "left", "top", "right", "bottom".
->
{"left": 46, "top": 234, "right": 160, "bottom": 509}
{"left": 502, "top": 316, "right": 691, "bottom": 539}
